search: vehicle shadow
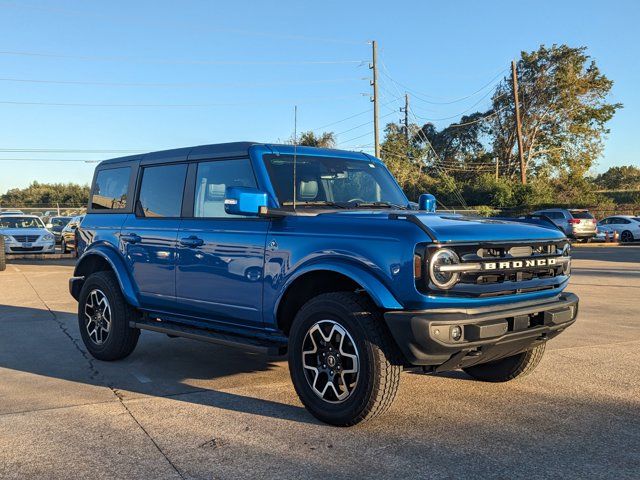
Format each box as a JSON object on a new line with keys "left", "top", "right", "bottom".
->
{"left": 0, "top": 304, "right": 316, "bottom": 425}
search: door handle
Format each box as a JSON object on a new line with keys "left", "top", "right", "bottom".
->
{"left": 121, "top": 233, "right": 141, "bottom": 244}
{"left": 180, "top": 236, "right": 204, "bottom": 248}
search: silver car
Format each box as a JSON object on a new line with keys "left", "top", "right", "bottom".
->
{"left": 598, "top": 215, "right": 640, "bottom": 243}
{"left": 532, "top": 208, "right": 597, "bottom": 242}
{"left": 1, "top": 215, "right": 56, "bottom": 254}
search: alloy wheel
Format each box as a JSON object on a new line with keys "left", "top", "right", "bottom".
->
{"left": 301, "top": 320, "right": 359, "bottom": 403}
{"left": 621, "top": 231, "right": 633, "bottom": 243}
{"left": 84, "top": 289, "right": 112, "bottom": 345}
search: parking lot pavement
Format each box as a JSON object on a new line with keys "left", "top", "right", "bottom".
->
{"left": 1, "top": 250, "right": 639, "bottom": 479}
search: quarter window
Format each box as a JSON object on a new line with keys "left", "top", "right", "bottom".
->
{"left": 92, "top": 167, "right": 130, "bottom": 210}
{"left": 137, "top": 164, "right": 188, "bottom": 218}
{"left": 194, "top": 159, "right": 257, "bottom": 218}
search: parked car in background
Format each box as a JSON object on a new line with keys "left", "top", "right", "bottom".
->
{"left": 60, "top": 215, "right": 85, "bottom": 253}
{"left": 46, "top": 216, "right": 72, "bottom": 244}
{"left": 598, "top": 215, "right": 640, "bottom": 243}
{"left": 532, "top": 208, "right": 597, "bottom": 242}
{"left": 0, "top": 214, "right": 55, "bottom": 254}
{"left": 0, "top": 210, "right": 25, "bottom": 215}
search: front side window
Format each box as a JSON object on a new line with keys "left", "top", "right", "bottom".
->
{"left": 194, "top": 159, "right": 257, "bottom": 218}
{"left": 92, "top": 167, "right": 131, "bottom": 210}
{"left": 51, "top": 217, "right": 71, "bottom": 227}
{"left": 263, "top": 155, "right": 408, "bottom": 208}
{"left": 0, "top": 216, "right": 45, "bottom": 229}
{"left": 137, "top": 164, "right": 187, "bottom": 218}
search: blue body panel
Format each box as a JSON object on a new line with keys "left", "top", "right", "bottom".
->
{"left": 75, "top": 142, "right": 570, "bottom": 340}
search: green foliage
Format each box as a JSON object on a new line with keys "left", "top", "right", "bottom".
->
{"left": 594, "top": 165, "right": 640, "bottom": 190}
{"left": 0, "top": 181, "right": 89, "bottom": 207}
{"left": 296, "top": 131, "right": 336, "bottom": 148}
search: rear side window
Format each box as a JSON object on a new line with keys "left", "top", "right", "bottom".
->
{"left": 137, "top": 164, "right": 188, "bottom": 218}
{"left": 570, "top": 211, "right": 594, "bottom": 219}
{"left": 92, "top": 167, "right": 131, "bottom": 210}
{"left": 194, "top": 159, "right": 256, "bottom": 218}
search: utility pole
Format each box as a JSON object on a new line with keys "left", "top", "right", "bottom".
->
{"left": 511, "top": 60, "right": 526, "bottom": 184}
{"left": 370, "top": 40, "right": 380, "bottom": 158}
{"left": 402, "top": 93, "right": 410, "bottom": 144}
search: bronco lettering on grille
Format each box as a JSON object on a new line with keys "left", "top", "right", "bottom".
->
{"left": 483, "top": 257, "right": 557, "bottom": 270}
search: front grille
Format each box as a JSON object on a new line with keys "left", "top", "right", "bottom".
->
{"left": 12, "top": 235, "right": 40, "bottom": 243}
{"left": 416, "top": 240, "right": 570, "bottom": 297}
{"left": 10, "top": 246, "right": 44, "bottom": 252}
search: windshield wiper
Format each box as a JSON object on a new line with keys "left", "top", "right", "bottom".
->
{"left": 281, "top": 201, "right": 349, "bottom": 209}
{"left": 351, "top": 201, "right": 408, "bottom": 210}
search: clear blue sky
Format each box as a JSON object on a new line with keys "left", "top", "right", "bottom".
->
{"left": 1, "top": 0, "right": 638, "bottom": 193}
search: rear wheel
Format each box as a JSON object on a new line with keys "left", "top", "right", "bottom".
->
{"left": 288, "top": 292, "right": 402, "bottom": 426}
{"left": 621, "top": 230, "right": 634, "bottom": 243}
{"left": 463, "top": 343, "right": 546, "bottom": 382}
{"left": 61, "top": 239, "right": 68, "bottom": 253}
{"left": 78, "top": 271, "right": 140, "bottom": 361}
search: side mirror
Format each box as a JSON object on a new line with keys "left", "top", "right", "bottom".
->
{"left": 418, "top": 193, "right": 437, "bottom": 213}
{"left": 224, "top": 187, "right": 268, "bottom": 216}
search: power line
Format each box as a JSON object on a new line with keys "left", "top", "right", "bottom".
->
{"left": 333, "top": 111, "right": 396, "bottom": 137}
{"left": 0, "top": 148, "right": 145, "bottom": 153}
{"left": 0, "top": 50, "right": 365, "bottom": 66}
{"left": 0, "top": 76, "right": 364, "bottom": 89}
{"left": 380, "top": 67, "right": 509, "bottom": 105}
{"left": 410, "top": 89, "right": 505, "bottom": 122}
{"left": 0, "top": 95, "right": 358, "bottom": 108}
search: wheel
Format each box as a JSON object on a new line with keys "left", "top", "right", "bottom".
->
{"left": 621, "top": 230, "right": 634, "bottom": 243}
{"left": 0, "top": 236, "right": 5, "bottom": 272}
{"left": 78, "top": 271, "right": 140, "bottom": 361}
{"left": 463, "top": 343, "right": 546, "bottom": 382}
{"left": 288, "top": 292, "right": 402, "bottom": 426}
{"left": 61, "top": 239, "right": 68, "bottom": 253}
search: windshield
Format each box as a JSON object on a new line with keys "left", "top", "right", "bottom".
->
{"left": 570, "top": 211, "right": 594, "bottom": 219}
{"left": 263, "top": 155, "right": 408, "bottom": 208}
{"left": 50, "top": 217, "right": 71, "bottom": 227}
{"left": 0, "top": 216, "right": 45, "bottom": 229}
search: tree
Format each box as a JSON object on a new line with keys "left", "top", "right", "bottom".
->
{"left": 0, "top": 181, "right": 90, "bottom": 207}
{"left": 489, "top": 44, "right": 622, "bottom": 180}
{"left": 594, "top": 165, "right": 640, "bottom": 190}
{"left": 296, "top": 131, "right": 336, "bottom": 148}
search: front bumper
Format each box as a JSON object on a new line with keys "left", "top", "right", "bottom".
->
{"left": 384, "top": 292, "right": 578, "bottom": 369}
{"left": 5, "top": 240, "right": 55, "bottom": 254}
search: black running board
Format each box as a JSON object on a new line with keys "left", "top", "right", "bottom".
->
{"left": 131, "top": 319, "right": 287, "bottom": 356}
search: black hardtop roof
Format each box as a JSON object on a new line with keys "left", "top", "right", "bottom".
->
{"left": 98, "top": 141, "right": 260, "bottom": 167}
{"left": 96, "top": 141, "right": 373, "bottom": 168}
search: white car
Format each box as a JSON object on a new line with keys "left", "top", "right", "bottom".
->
{"left": 0, "top": 215, "right": 56, "bottom": 254}
{"left": 597, "top": 215, "right": 640, "bottom": 243}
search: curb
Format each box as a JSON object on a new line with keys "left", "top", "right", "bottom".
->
{"left": 6, "top": 253, "right": 76, "bottom": 260}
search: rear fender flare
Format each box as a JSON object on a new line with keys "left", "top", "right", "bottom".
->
{"left": 74, "top": 244, "right": 139, "bottom": 307}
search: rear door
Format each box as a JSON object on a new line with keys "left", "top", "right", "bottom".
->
{"left": 175, "top": 158, "right": 268, "bottom": 328}
{"left": 120, "top": 163, "right": 188, "bottom": 310}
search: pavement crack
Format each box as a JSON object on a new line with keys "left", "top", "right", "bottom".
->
{"left": 18, "top": 271, "right": 185, "bottom": 479}
{"left": 19, "top": 272, "right": 102, "bottom": 382}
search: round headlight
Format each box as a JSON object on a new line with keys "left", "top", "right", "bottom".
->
{"left": 429, "top": 248, "right": 460, "bottom": 289}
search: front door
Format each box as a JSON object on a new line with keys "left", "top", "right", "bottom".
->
{"left": 121, "top": 163, "right": 188, "bottom": 310}
{"left": 175, "top": 158, "right": 268, "bottom": 328}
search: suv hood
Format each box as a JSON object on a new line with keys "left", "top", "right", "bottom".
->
{"left": 323, "top": 210, "right": 566, "bottom": 243}
{"left": 410, "top": 213, "right": 565, "bottom": 243}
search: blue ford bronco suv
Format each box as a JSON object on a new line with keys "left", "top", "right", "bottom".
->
{"left": 70, "top": 142, "right": 578, "bottom": 426}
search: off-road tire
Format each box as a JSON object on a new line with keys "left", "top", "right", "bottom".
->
{"left": 288, "top": 292, "right": 402, "bottom": 426}
{"left": 463, "top": 343, "right": 546, "bottom": 382}
{"left": 78, "top": 271, "right": 140, "bottom": 361}
{"left": 0, "top": 236, "right": 5, "bottom": 271}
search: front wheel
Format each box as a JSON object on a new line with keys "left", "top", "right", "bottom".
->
{"left": 463, "top": 343, "right": 546, "bottom": 382}
{"left": 288, "top": 292, "right": 402, "bottom": 426}
{"left": 78, "top": 271, "right": 140, "bottom": 361}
